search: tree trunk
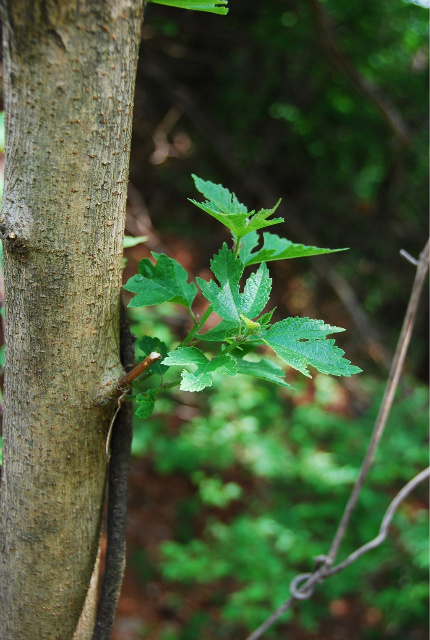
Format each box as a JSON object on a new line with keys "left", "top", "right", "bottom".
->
{"left": 0, "top": 2, "right": 144, "bottom": 638}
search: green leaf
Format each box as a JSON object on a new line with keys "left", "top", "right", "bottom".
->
{"left": 239, "top": 315, "right": 261, "bottom": 335}
{"left": 264, "top": 317, "right": 362, "bottom": 378}
{"left": 196, "top": 244, "right": 271, "bottom": 323}
{"left": 241, "top": 262, "right": 272, "bottom": 319}
{"left": 147, "top": 0, "right": 228, "bottom": 14}
{"left": 236, "top": 358, "right": 291, "bottom": 388}
{"left": 138, "top": 336, "right": 169, "bottom": 375}
{"left": 258, "top": 308, "right": 276, "bottom": 328}
{"left": 123, "top": 235, "right": 148, "bottom": 249}
{"left": 189, "top": 175, "right": 283, "bottom": 241}
{"left": 162, "top": 347, "right": 237, "bottom": 391}
{"left": 198, "top": 320, "right": 239, "bottom": 342}
{"left": 240, "top": 201, "right": 283, "bottom": 236}
{"left": 241, "top": 231, "right": 347, "bottom": 266}
{"left": 238, "top": 230, "right": 259, "bottom": 261}
{"left": 124, "top": 253, "right": 197, "bottom": 310}
{"left": 135, "top": 389, "right": 157, "bottom": 419}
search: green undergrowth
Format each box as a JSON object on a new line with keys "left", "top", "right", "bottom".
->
{"left": 123, "top": 175, "right": 427, "bottom": 639}
{"left": 128, "top": 345, "right": 428, "bottom": 638}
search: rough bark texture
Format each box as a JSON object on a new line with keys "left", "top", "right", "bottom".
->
{"left": 0, "top": 2, "right": 144, "bottom": 638}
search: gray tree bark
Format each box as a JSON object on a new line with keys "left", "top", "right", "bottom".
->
{"left": 0, "top": 2, "right": 144, "bottom": 638}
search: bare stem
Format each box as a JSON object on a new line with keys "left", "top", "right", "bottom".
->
{"left": 181, "top": 305, "right": 213, "bottom": 347}
{"left": 118, "top": 351, "right": 162, "bottom": 388}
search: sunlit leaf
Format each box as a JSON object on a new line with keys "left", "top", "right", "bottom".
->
{"left": 264, "top": 317, "right": 361, "bottom": 378}
{"left": 241, "top": 231, "right": 346, "bottom": 266}
{"left": 162, "top": 346, "right": 237, "bottom": 391}
{"left": 123, "top": 235, "right": 148, "bottom": 249}
{"left": 190, "top": 175, "right": 283, "bottom": 241}
{"left": 197, "top": 244, "right": 271, "bottom": 323}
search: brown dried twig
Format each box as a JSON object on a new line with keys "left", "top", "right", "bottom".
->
{"left": 118, "top": 351, "right": 162, "bottom": 388}
{"left": 328, "top": 238, "right": 429, "bottom": 561}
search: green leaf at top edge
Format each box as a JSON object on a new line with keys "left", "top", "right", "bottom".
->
{"left": 147, "top": 0, "right": 228, "bottom": 14}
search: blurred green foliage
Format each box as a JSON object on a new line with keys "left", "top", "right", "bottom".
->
{"left": 128, "top": 303, "right": 428, "bottom": 639}
{"left": 130, "top": 366, "right": 428, "bottom": 638}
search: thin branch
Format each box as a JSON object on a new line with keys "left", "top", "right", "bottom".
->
{"left": 118, "top": 351, "right": 162, "bottom": 387}
{"left": 327, "top": 238, "right": 429, "bottom": 561}
{"left": 329, "top": 466, "right": 430, "bottom": 577}
{"left": 245, "top": 239, "right": 429, "bottom": 640}
{"left": 245, "top": 466, "right": 430, "bottom": 640}
{"left": 400, "top": 249, "right": 419, "bottom": 267}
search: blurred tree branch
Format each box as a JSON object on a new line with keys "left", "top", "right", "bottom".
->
{"left": 309, "top": 0, "right": 411, "bottom": 146}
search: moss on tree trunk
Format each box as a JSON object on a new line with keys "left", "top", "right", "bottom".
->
{"left": 0, "top": 2, "right": 144, "bottom": 638}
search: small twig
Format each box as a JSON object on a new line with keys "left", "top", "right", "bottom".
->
{"left": 328, "top": 466, "right": 430, "bottom": 577}
{"left": 118, "top": 351, "right": 162, "bottom": 387}
{"left": 105, "top": 351, "right": 162, "bottom": 457}
{"left": 400, "top": 249, "right": 419, "bottom": 267}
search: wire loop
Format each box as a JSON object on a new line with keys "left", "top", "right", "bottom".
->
{"left": 289, "top": 573, "right": 314, "bottom": 600}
